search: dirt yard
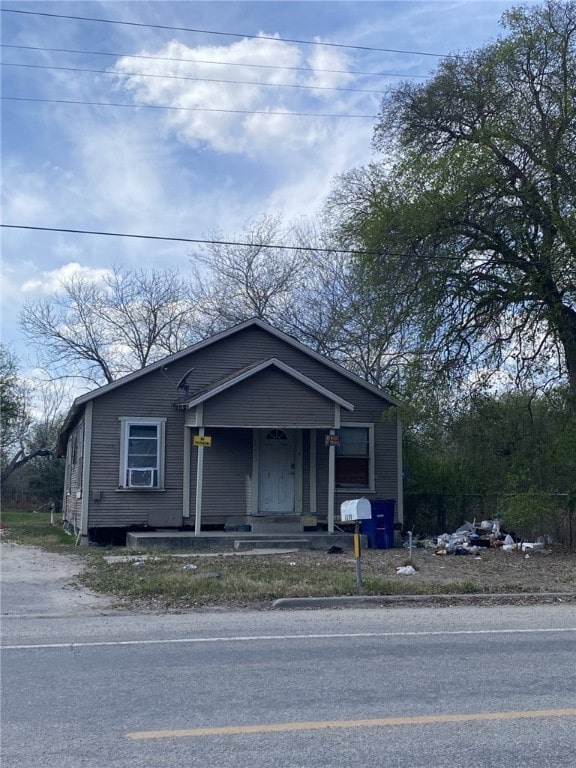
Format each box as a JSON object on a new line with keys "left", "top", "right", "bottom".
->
{"left": 294, "top": 544, "right": 576, "bottom": 595}
{"left": 1, "top": 539, "right": 574, "bottom": 615}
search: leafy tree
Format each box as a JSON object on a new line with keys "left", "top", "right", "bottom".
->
{"left": 0, "top": 343, "right": 28, "bottom": 458}
{"left": 329, "top": 0, "right": 576, "bottom": 405}
{"left": 403, "top": 388, "right": 576, "bottom": 538}
{"left": 0, "top": 345, "right": 54, "bottom": 485}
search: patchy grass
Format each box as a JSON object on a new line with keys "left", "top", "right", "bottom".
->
{"left": 76, "top": 553, "right": 489, "bottom": 610}
{"left": 0, "top": 510, "right": 78, "bottom": 551}
{"left": 2, "top": 510, "right": 574, "bottom": 609}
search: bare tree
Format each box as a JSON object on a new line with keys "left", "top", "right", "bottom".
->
{"left": 0, "top": 348, "right": 60, "bottom": 483}
{"left": 282, "top": 221, "right": 410, "bottom": 392}
{"left": 189, "top": 214, "right": 307, "bottom": 334}
{"left": 20, "top": 266, "right": 199, "bottom": 385}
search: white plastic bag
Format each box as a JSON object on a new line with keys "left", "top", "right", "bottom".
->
{"left": 395, "top": 565, "right": 416, "bottom": 575}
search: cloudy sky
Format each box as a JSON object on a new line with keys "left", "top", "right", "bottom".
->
{"left": 1, "top": 0, "right": 533, "bottom": 362}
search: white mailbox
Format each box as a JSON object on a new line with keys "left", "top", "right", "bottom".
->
{"left": 340, "top": 498, "right": 372, "bottom": 521}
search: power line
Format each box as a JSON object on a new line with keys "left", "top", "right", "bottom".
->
{"left": 1, "top": 62, "right": 388, "bottom": 95}
{"left": 1, "top": 7, "right": 453, "bottom": 59}
{"left": 1, "top": 43, "right": 428, "bottom": 80}
{"left": 1, "top": 96, "right": 377, "bottom": 119}
{"left": 1, "top": 224, "right": 520, "bottom": 266}
{"left": 2, "top": 223, "right": 379, "bottom": 256}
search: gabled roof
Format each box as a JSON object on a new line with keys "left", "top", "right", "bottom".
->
{"left": 69, "top": 318, "right": 399, "bottom": 408}
{"left": 58, "top": 318, "right": 398, "bottom": 454}
{"left": 176, "top": 358, "right": 354, "bottom": 411}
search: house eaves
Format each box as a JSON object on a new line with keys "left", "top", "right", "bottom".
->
{"left": 67, "top": 318, "right": 399, "bottom": 410}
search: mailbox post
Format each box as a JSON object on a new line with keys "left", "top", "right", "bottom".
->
{"left": 340, "top": 498, "right": 372, "bottom": 589}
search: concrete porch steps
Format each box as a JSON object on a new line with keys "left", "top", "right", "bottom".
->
{"left": 234, "top": 538, "right": 310, "bottom": 551}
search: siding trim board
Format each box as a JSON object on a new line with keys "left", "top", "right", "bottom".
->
{"left": 183, "top": 427, "right": 191, "bottom": 518}
{"left": 80, "top": 401, "right": 93, "bottom": 542}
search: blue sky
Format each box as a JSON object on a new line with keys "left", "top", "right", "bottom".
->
{"left": 1, "top": 0, "right": 533, "bottom": 364}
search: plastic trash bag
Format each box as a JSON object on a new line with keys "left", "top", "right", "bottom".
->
{"left": 395, "top": 565, "right": 417, "bottom": 575}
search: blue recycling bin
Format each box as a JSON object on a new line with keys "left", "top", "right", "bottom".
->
{"left": 362, "top": 500, "right": 395, "bottom": 549}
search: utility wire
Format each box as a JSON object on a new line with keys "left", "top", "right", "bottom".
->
{"left": 1, "top": 7, "right": 453, "bottom": 59}
{"left": 1, "top": 96, "right": 377, "bottom": 119}
{"left": 1, "top": 62, "right": 387, "bottom": 95}
{"left": 2, "top": 224, "right": 380, "bottom": 255}
{"left": 1, "top": 224, "right": 519, "bottom": 265}
{"left": 1, "top": 43, "right": 428, "bottom": 79}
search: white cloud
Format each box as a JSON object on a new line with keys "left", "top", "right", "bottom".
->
{"left": 112, "top": 35, "right": 363, "bottom": 156}
{"left": 21, "top": 263, "right": 112, "bottom": 294}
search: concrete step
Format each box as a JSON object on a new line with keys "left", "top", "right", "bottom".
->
{"left": 249, "top": 520, "right": 304, "bottom": 534}
{"left": 234, "top": 538, "right": 310, "bottom": 551}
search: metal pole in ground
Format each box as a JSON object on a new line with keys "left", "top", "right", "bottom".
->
{"left": 354, "top": 520, "right": 362, "bottom": 588}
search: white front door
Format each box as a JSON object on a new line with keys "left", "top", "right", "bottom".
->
{"left": 258, "top": 429, "right": 295, "bottom": 513}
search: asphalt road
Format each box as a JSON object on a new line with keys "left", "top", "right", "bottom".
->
{"left": 2, "top": 604, "right": 576, "bottom": 768}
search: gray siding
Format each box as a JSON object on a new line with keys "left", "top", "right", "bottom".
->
{"left": 77, "top": 323, "right": 398, "bottom": 529}
{"left": 190, "top": 427, "right": 254, "bottom": 523}
{"left": 315, "top": 421, "right": 399, "bottom": 523}
{"left": 62, "top": 419, "right": 84, "bottom": 532}
{"left": 87, "top": 378, "right": 186, "bottom": 528}
{"left": 203, "top": 368, "right": 337, "bottom": 427}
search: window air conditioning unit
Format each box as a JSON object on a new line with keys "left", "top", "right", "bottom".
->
{"left": 127, "top": 469, "right": 154, "bottom": 488}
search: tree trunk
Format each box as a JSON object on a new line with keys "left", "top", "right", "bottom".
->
{"left": 2, "top": 449, "right": 51, "bottom": 481}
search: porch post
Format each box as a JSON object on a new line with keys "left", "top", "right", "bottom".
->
{"left": 327, "top": 404, "right": 341, "bottom": 534}
{"left": 194, "top": 404, "right": 204, "bottom": 536}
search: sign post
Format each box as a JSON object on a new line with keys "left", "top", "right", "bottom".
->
{"left": 354, "top": 520, "right": 362, "bottom": 588}
{"left": 340, "top": 498, "right": 372, "bottom": 592}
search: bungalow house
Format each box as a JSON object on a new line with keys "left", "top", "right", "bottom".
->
{"left": 57, "top": 319, "right": 403, "bottom": 544}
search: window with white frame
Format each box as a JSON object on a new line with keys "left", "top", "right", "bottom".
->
{"left": 335, "top": 425, "right": 374, "bottom": 489}
{"left": 119, "top": 419, "right": 166, "bottom": 489}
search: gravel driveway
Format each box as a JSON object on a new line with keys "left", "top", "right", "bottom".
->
{"left": 0, "top": 542, "right": 116, "bottom": 617}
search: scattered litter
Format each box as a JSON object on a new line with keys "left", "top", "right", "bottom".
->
{"left": 182, "top": 563, "right": 198, "bottom": 570}
{"left": 289, "top": 562, "right": 297, "bottom": 566}
{"left": 412, "top": 517, "right": 552, "bottom": 563}
{"left": 105, "top": 555, "right": 161, "bottom": 564}
{"left": 189, "top": 572, "right": 220, "bottom": 580}
{"left": 521, "top": 542, "right": 545, "bottom": 552}
{"left": 395, "top": 565, "right": 417, "bottom": 575}
{"left": 419, "top": 518, "right": 524, "bottom": 556}
{"left": 132, "top": 560, "right": 145, "bottom": 567}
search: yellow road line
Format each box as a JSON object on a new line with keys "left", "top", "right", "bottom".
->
{"left": 126, "top": 708, "right": 576, "bottom": 740}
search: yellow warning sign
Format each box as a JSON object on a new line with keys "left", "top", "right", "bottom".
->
{"left": 193, "top": 435, "right": 212, "bottom": 447}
